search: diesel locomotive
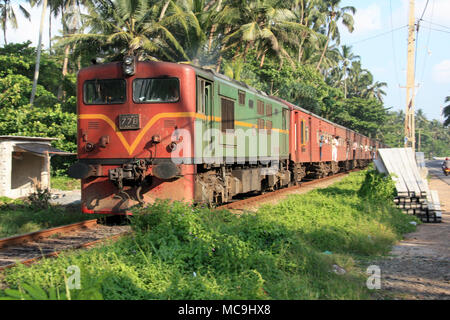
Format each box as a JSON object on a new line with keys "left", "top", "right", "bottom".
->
{"left": 68, "top": 57, "right": 383, "bottom": 214}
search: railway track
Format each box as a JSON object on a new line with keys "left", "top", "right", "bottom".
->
{"left": 0, "top": 169, "right": 359, "bottom": 271}
{"left": 218, "top": 170, "right": 359, "bottom": 211}
{"left": 0, "top": 219, "right": 131, "bottom": 271}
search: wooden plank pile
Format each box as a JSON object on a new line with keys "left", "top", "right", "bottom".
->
{"left": 375, "top": 148, "right": 441, "bottom": 223}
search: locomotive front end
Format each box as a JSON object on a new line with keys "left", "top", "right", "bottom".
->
{"left": 68, "top": 58, "right": 197, "bottom": 214}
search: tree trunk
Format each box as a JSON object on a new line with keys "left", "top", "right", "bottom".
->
{"left": 208, "top": 0, "right": 222, "bottom": 51}
{"left": 30, "top": 0, "right": 48, "bottom": 106}
{"left": 316, "top": 18, "right": 333, "bottom": 71}
{"left": 316, "top": 32, "right": 331, "bottom": 71}
{"left": 49, "top": 11, "right": 51, "bottom": 51}
{"left": 243, "top": 42, "right": 251, "bottom": 61}
{"left": 215, "top": 55, "right": 223, "bottom": 72}
{"left": 260, "top": 49, "right": 267, "bottom": 67}
{"left": 57, "top": 44, "right": 70, "bottom": 100}
{"left": 159, "top": 0, "right": 170, "bottom": 21}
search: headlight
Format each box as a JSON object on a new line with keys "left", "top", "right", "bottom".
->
{"left": 122, "top": 55, "right": 135, "bottom": 76}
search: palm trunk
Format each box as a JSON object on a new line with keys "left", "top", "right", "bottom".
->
{"left": 57, "top": 44, "right": 70, "bottom": 100}
{"left": 316, "top": 31, "right": 331, "bottom": 71}
{"left": 260, "top": 49, "right": 267, "bottom": 67}
{"left": 159, "top": 0, "right": 170, "bottom": 21}
{"left": 49, "top": 12, "right": 51, "bottom": 51}
{"left": 208, "top": 0, "right": 222, "bottom": 51}
{"left": 243, "top": 42, "right": 251, "bottom": 61}
{"left": 30, "top": 0, "right": 48, "bottom": 106}
{"left": 215, "top": 55, "right": 223, "bottom": 72}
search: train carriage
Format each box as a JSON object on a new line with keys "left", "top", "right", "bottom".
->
{"left": 68, "top": 58, "right": 379, "bottom": 214}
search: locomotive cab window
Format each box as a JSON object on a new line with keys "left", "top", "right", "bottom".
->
{"left": 197, "top": 78, "right": 212, "bottom": 114}
{"left": 83, "top": 79, "right": 126, "bottom": 105}
{"left": 133, "top": 78, "right": 179, "bottom": 103}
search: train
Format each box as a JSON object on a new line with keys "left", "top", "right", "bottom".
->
{"left": 67, "top": 56, "right": 385, "bottom": 214}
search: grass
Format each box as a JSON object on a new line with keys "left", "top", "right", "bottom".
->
{"left": 51, "top": 175, "right": 80, "bottom": 191}
{"left": 0, "top": 170, "right": 420, "bottom": 300}
{"left": 0, "top": 198, "right": 94, "bottom": 238}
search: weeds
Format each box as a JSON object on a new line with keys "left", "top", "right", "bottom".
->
{"left": 0, "top": 171, "right": 417, "bottom": 300}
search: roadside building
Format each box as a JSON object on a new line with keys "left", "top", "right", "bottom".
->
{"left": 0, "top": 136, "right": 73, "bottom": 199}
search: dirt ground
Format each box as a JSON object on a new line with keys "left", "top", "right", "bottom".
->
{"left": 373, "top": 175, "right": 450, "bottom": 300}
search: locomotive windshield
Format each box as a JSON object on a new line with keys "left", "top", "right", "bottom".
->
{"left": 83, "top": 79, "right": 126, "bottom": 104}
{"left": 133, "top": 78, "right": 179, "bottom": 103}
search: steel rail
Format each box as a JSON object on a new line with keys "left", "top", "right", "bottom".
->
{"left": 0, "top": 219, "right": 98, "bottom": 249}
{"left": 0, "top": 232, "right": 128, "bottom": 271}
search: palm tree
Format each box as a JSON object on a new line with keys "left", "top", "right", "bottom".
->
{"left": 365, "top": 80, "right": 387, "bottom": 102}
{"left": 339, "top": 44, "right": 359, "bottom": 98}
{"left": 0, "top": 0, "right": 31, "bottom": 44}
{"left": 60, "top": 0, "right": 187, "bottom": 62}
{"left": 216, "top": 0, "right": 306, "bottom": 68}
{"left": 443, "top": 96, "right": 450, "bottom": 126}
{"left": 315, "top": 0, "right": 355, "bottom": 71}
{"left": 291, "top": 0, "right": 324, "bottom": 64}
{"left": 30, "top": 0, "right": 48, "bottom": 106}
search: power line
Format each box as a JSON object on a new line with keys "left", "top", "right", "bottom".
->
{"left": 421, "top": 19, "right": 450, "bottom": 30}
{"left": 389, "top": 0, "right": 402, "bottom": 108}
{"left": 420, "top": 25, "right": 450, "bottom": 35}
{"left": 418, "top": 0, "right": 430, "bottom": 21}
{"left": 418, "top": 0, "right": 434, "bottom": 88}
{"left": 346, "top": 25, "right": 407, "bottom": 46}
{"left": 415, "top": 0, "right": 430, "bottom": 80}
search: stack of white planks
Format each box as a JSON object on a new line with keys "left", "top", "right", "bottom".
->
{"left": 375, "top": 148, "right": 441, "bottom": 223}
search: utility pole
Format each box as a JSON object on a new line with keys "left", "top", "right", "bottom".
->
{"left": 404, "top": 0, "right": 416, "bottom": 149}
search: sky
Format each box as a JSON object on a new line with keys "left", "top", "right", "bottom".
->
{"left": 8, "top": 0, "right": 450, "bottom": 122}
{"left": 339, "top": 0, "right": 450, "bottom": 122}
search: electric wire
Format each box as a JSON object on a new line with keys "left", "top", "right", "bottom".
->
{"left": 419, "top": 0, "right": 435, "bottom": 89}
{"left": 414, "top": 0, "right": 429, "bottom": 81}
{"left": 389, "top": 0, "right": 402, "bottom": 105}
{"left": 345, "top": 25, "right": 407, "bottom": 46}
{"left": 389, "top": 0, "right": 402, "bottom": 108}
{"left": 421, "top": 19, "right": 450, "bottom": 31}
{"left": 420, "top": 26, "right": 450, "bottom": 35}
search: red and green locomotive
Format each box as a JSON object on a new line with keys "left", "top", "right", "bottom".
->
{"left": 68, "top": 57, "right": 380, "bottom": 214}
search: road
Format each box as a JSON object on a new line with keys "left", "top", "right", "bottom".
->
{"left": 426, "top": 160, "right": 450, "bottom": 185}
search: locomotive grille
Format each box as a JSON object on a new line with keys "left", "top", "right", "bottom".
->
{"left": 164, "top": 119, "right": 176, "bottom": 128}
{"left": 88, "top": 121, "right": 100, "bottom": 129}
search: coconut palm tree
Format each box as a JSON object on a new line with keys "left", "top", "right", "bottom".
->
{"left": 291, "top": 0, "right": 324, "bottom": 64}
{"left": 216, "top": 0, "right": 307, "bottom": 68}
{"left": 60, "top": 0, "right": 187, "bottom": 62}
{"left": 338, "top": 44, "right": 359, "bottom": 98}
{"left": 443, "top": 96, "right": 450, "bottom": 126}
{"left": 30, "top": 0, "right": 48, "bottom": 106}
{"left": 315, "top": 0, "right": 355, "bottom": 71}
{"left": 0, "top": 0, "right": 31, "bottom": 44}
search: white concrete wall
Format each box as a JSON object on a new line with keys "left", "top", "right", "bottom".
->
{"left": 0, "top": 140, "right": 51, "bottom": 199}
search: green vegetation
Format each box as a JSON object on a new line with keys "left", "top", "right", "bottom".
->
{"left": 0, "top": 1, "right": 448, "bottom": 177}
{"left": 382, "top": 109, "right": 450, "bottom": 157}
{"left": 51, "top": 176, "right": 80, "bottom": 191}
{"left": 0, "top": 171, "right": 419, "bottom": 299}
{"left": 443, "top": 95, "right": 450, "bottom": 127}
{"left": 0, "top": 197, "right": 91, "bottom": 238}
